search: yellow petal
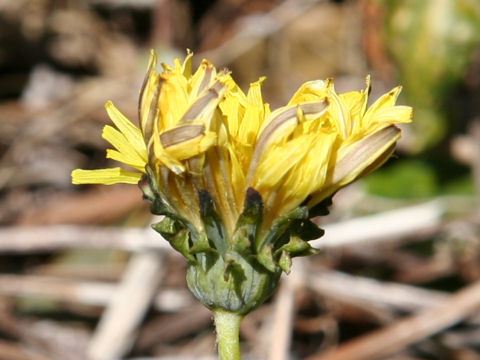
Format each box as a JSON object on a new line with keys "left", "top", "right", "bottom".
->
{"left": 179, "top": 79, "right": 227, "bottom": 127}
{"left": 189, "top": 60, "right": 216, "bottom": 99}
{"left": 233, "top": 77, "right": 267, "bottom": 146}
{"left": 102, "top": 126, "right": 146, "bottom": 169}
{"left": 246, "top": 77, "right": 266, "bottom": 107}
{"left": 326, "top": 84, "right": 350, "bottom": 139}
{"left": 152, "top": 139, "right": 185, "bottom": 175}
{"left": 253, "top": 132, "right": 316, "bottom": 204}
{"left": 309, "top": 125, "right": 401, "bottom": 206}
{"left": 105, "top": 101, "right": 147, "bottom": 159}
{"left": 286, "top": 132, "right": 337, "bottom": 198}
{"left": 227, "top": 144, "right": 246, "bottom": 209}
{"left": 339, "top": 83, "right": 369, "bottom": 135}
{"left": 362, "top": 86, "right": 402, "bottom": 127}
{"left": 220, "top": 94, "right": 241, "bottom": 137}
{"left": 249, "top": 101, "right": 328, "bottom": 185}
{"left": 287, "top": 80, "right": 327, "bottom": 105}
{"left": 106, "top": 149, "right": 145, "bottom": 171}
{"left": 159, "top": 72, "right": 189, "bottom": 128}
{"left": 237, "top": 104, "right": 262, "bottom": 146}
{"left": 261, "top": 131, "right": 336, "bottom": 218}
{"left": 164, "top": 130, "right": 217, "bottom": 161}
{"left": 182, "top": 49, "right": 193, "bottom": 78}
{"left": 339, "top": 75, "right": 371, "bottom": 125}
{"left": 365, "top": 105, "right": 413, "bottom": 131}
{"left": 71, "top": 168, "right": 142, "bottom": 185}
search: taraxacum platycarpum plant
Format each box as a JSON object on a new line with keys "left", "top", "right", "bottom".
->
{"left": 72, "top": 50, "right": 412, "bottom": 360}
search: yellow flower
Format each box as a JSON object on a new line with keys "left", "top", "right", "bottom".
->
{"left": 219, "top": 76, "right": 412, "bottom": 234}
{"left": 72, "top": 50, "right": 412, "bottom": 314}
{"left": 72, "top": 51, "right": 412, "bottom": 236}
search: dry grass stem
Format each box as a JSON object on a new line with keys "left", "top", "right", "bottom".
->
{"left": 87, "top": 252, "right": 164, "bottom": 360}
{"left": 308, "top": 279, "right": 480, "bottom": 360}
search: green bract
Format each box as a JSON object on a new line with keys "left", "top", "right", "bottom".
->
{"left": 141, "top": 174, "right": 329, "bottom": 314}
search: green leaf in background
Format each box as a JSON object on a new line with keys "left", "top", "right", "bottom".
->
{"left": 384, "top": 0, "right": 480, "bottom": 152}
{"left": 365, "top": 160, "right": 438, "bottom": 198}
{"left": 365, "top": 159, "right": 474, "bottom": 198}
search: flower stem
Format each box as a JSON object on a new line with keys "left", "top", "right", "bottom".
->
{"left": 213, "top": 308, "right": 243, "bottom": 360}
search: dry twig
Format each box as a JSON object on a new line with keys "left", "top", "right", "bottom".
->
{"left": 307, "top": 270, "right": 449, "bottom": 312}
{"left": 87, "top": 251, "right": 164, "bottom": 360}
{"left": 307, "top": 279, "right": 480, "bottom": 360}
{"left": 0, "top": 201, "right": 444, "bottom": 253}
{"left": 267, "top": 261, "right": 305, "bottom": 360}
{"left": 312, "top": 200, "right": 444, "bottom": 249}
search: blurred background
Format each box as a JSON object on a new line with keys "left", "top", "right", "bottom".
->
{"left": 1, "top": 0, "right": 480, "bottom": 359}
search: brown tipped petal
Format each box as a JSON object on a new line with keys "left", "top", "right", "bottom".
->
{"left": 333, "top": 125, "right": 401, "bottom": 186}
{"left": 179, "top": 80, "right": 226, "bottom": 124}
{"left": 139, "top": 51, "right": 161, "bottom": 142}
{"left": 160, "top": 125, "right": 205, "bottom": 148}
{"left": 247, "top": 101, "right": 328, "bottom": 185}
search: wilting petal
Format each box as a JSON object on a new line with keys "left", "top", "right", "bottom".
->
{"left": 138, "top": 50, "right": 160, "bottom": 143}
{"left": 162, "top": 127, "right": 217, "bottom": 161}
{"left": 334, "top": 125, "right": 401, "bottom": 185}
{"left": 249, "top": 101, "right": 328, "bottom": 185}
{"left": 189, "top": 60, "right": 217, "bottom": 100}
{"left": 309, "top": 125, "right": 401, "bottom": 206}
{"left": 179, "top": 79, "right": 227, "bottom": 126}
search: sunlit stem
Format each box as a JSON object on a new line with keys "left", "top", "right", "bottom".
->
{"left": 213, "top": 308, "right": 243, "bottom": 360}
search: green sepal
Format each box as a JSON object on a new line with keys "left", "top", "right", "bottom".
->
{"left": 195, "top": 251, "right": 218, "bottom": 273}
{"left": 199, "top": 190, "right": 228, "bottom": 257}
{"left": 151, "top": 216, "right": 183, "bottom": 240}
{"left": 275, "top": 235, "right": 319, "bottom": 258}
{"left": 223, "top": 253, "right": 246, "bottom": 282}
{"left": 232, "top": 188, "right": 263, "bottom": 254}
{"left": 231, "top": 228, "right": 252, "bottom": 254}
{"left": 278, "top": 251, "right": 292, "bottom": 274}
{"left": 256, "top": 244, "right": 276, "bottom": 272}
{"left": 169, "top": 229, "right": 195, "bottom": 263}
{"left": 151, "top": 197, "right": 173, "bottom": 217}
{"left": 257, "top": 206, "right": 309, "bottom": 252}
{"left": 190, "top": 232, "right": 214, "bottom": 254}
{"left": 236, "top": 188, "right": 263, "bottom": 239}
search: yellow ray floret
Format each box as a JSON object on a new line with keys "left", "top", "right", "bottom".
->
{"left": 72, "top": 168, "right": 143, "bottom": 185}
{"left": 71, "top": 102, "right": 148, "bottom": 185}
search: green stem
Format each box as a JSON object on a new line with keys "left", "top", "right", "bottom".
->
{"left": 213, "top": 308, "right": 243, "bottom": 360}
